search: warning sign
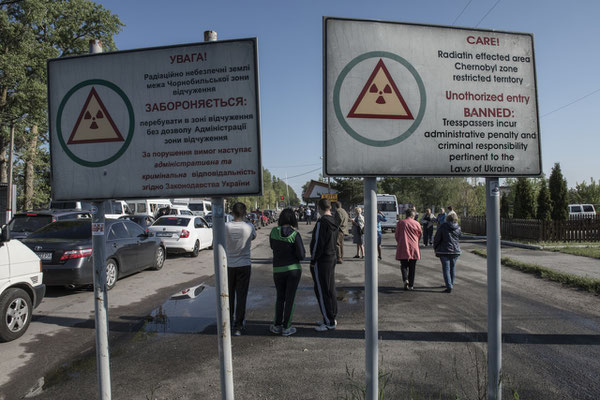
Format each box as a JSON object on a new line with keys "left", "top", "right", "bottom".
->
{"left": 347, "top": 59, "right": 413, "bottom": 120}
{"left": 68, "top": 87, "right": 124, "bottom": 144}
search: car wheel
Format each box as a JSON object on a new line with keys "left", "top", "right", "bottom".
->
{"left": 106, "top": 259, "right": 119, "bottom": 290}
{"left": 0, "top": 288, "right": 33, "bottom": 342}
{"left": 190, "top": 240, "right": 200, "bottom": 257}
{"left": 152, "top": 246, "right": 165, "bottom": 270}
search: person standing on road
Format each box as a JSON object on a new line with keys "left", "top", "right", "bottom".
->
{"left": 433, "top": 211, "right": 462, "bottom": 293}
{"left": 377, "top": 210, "right": 387, "bottom": 260}
{"left": 269, "top": 209, "right": 306, "bottom": 336}
{"left": 395, "top": 208, "right": 422, "bottom": 290}
{"left": 333, "top": 201, "right": 349, "bottom": 264}
{"left": 225, "top": 202, "right": 257, "bottom": 336}
{"left": 420, "top": 208, "right": 435, "bottom": 246}
{"left": 310, "top": 198, "right": 339, "bottom": 331}
{"left": 351, "top": 207, "right": 365, "bottom": 258}
{"left": 305, "top": 207, "right": 312, "bottom": 225}
{"left": 436, "top": 208, "right": 446, "bottom": 227}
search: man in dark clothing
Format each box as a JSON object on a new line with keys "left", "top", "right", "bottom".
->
{"left": 310, "top": 198, "right": 339, "bottom": 331}
{"left": 333, "top": 201, "right": 349, "bottom": 264}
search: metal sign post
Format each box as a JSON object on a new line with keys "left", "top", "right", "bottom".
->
{"left": 364, "top": 177, "right": 378, "bottom": 399}
{"left": 89, "top": 39, "right": 112, "bottom": 400}
{"left": 205, "top": 29, "right": 235, "bottom": 400}
{"left": 486, "top": 178, "right": 501, "bottom": 399}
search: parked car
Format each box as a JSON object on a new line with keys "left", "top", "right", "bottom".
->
{"left": 246, "top": 213, "right": 260, "bottom": 229}
{"left": 21, "top": 219, "right": 165, "bottom": 290}
{"left": 0, "top": 227, "right": 45, "bottom": 342}
{"left": 203, "top": 213, "right": 233, "bottom": 227}
{"left": 568, "top": 204, "right": 596, "bottom": 219}
{"left": 155, "top": 204, "right": 194, "bottom": 218}
{"left": 148, "top": 216, "right": 213, "bottom": 257}
{"left": 127, "top": 199, "right": 172, "bottom": 217}
{"left": 119, "top": 214, "right": 156, "bottom": 231}
{"left": 8, "top": 210, "right": 91, "bottom": 240}
{"left": 188, "top": 199, "right": 212, "bottom": 217}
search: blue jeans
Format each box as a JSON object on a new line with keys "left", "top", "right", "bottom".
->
{"left": 440, "top": 255, "right": 459, "bottom": 289}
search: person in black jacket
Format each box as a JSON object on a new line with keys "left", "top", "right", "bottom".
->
{"left": 269, "top": 209, "right": 305, "bottom": 336}
{"left": 433, "top": 212, "right": 462, "bottom": 293}
{"left": 310, "top": 198, "right": 339, "bottom": 332}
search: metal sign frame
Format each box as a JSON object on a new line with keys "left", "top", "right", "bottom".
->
{"left": 48, "top": 38, "right": 263, "bottom": 201}
{"left": 323, "top": 17, "right": 542, "bottom": 178}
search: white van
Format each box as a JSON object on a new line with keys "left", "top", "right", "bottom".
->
{"left": 377, "top": 194, "right": 399, "bottom": 231}
{"left": 188, "top": 199, "right": 212, "bottom": 217}
{"left": 0, "top": 227, "right": 45, "bottom": 342}
{"left": 127, "top": 199, "right": 172, "bottom": 217}
{"left": 568, "top": 204, "right": 596, "bottom": 219}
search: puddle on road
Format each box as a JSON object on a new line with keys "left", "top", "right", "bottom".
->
{"left": 336, "top": 288, "right": 364, "bottom": 304}
{"left": 143, "top": 284, "right": 218, "bottom": 335}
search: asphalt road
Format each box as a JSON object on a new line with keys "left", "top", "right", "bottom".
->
{"left": 1, "top": 222, "right": 599, "bottom": 399}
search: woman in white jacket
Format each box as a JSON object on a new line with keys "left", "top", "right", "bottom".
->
{"left": 351, "top": 207, "right": 365, "bottom": 258}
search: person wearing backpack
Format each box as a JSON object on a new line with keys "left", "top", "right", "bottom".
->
{"left": 433, "top": 212, "right": 462, "bottom": 293}
{"left": 269, "top": 209, "right": 305, "bottom": 336}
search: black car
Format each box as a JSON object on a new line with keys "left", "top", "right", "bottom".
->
{"left": 8, "top": 210, "right": 91, "bottom": 240}
{"left": 22, "top": 219, "right": 165, "bottom": 290}
{"left": 119, "top": 214, "right": 156, "bottom": 230}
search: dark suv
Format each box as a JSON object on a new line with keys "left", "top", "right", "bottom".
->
{"left": 8, "top": 210, "right": 92, "bottom": 240}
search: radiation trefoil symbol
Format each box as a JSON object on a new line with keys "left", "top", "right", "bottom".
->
{"left": 347, "top": 59, "right": 414, "bottom": 120}
{"left": 56, "top": 79, "right": 134, "bottom": 168}
{"left": 333, "top": 51, "right": 427, "bottom": 147}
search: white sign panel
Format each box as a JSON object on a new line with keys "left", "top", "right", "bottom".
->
{"left": 48, "top": 39, "right": 262, "bottom": 200}
{"left": 325, "top": 18, "right": 541, "bottom": 176}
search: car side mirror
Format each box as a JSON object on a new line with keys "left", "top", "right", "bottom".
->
{"left": 0, "top": 225, "right": 10, "bottom": 242}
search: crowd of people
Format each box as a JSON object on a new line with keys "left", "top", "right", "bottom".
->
{"left": 222, "top": 200, "right": 461, "bottom": 337}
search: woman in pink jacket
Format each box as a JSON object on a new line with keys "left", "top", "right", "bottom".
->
{"left": 395, "top": 208, "right": 422, "bottom": 290}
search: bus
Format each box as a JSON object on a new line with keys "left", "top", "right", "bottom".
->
{"left": 377, "top": 194, "right": 399, "bottom": 232}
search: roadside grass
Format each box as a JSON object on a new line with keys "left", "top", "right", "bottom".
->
{"left": 471, "top": 249, "right": 600, "bottom": 295}
{"left": 549, "top": 246, "right": 600, "bottom": 259}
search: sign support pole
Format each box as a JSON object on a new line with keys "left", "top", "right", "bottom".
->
{"left": 87, "top": 39, "right": 112, "bottom": 400}
{"left": 364, "top": 177, "right": 378, "bottom": 400}
{"left": 88, "top": 39, "right": 112, "bottom": 400}
{"left": 206, "top": 30, "right": 235, "bottom": 400}
{"left": 486, "top": 177, "right": 502, "bottom": 399}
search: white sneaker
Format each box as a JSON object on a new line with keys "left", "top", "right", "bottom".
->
{"left": 269, "top": 324, "right": 282, "bottom": 334}
{"left": 281, "top": 326, "right": 297, "bottom": 336}
{"left": 315, "top": 322, "right": 336, "bottom": 332}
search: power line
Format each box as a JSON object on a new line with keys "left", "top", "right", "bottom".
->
{"left": 286, "top": 167, "right": 322, "bottom": 180}
{"left": 452, "top": 0, "right": 473, "bottom": 25}
{"left": 268, "top": 162, "right": 321, "bottom": 169}
{"left": 475, "top": 0, "right": 501, "bottom": 27}
{"left": 541, "top": 88, "right": 600, "bottom": 118}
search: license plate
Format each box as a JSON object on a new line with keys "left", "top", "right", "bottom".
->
{"left": 156, "top": 232, "right": 172, "bottom": 237}
{"left": 36, "top": 252, "right": 52, "bottom": 261}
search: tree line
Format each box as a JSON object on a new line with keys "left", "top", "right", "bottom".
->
{"left": 316, "top": 162, "right": 593, "bottom": 221}
{"left": 1, "top": 0, "right": 123, "bottom": 210}
{"left": 225, "top": 168, "right": 299, "bottom": 211}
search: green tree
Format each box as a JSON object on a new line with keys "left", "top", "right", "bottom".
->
{"left": 1, "top": 0, "right": 123, "bottom": 209}
{"left": 549, "top": 163, "right": 569, "bottom": 220}
{"left": 536, "top": 178, "right": 552, "bottom": 220}
{"left": 513, "top": 177, "right": 535, "bottom": 219}
{"left": 330, "top": 177, "right": 363, "bottom": 209}
{"left": 568, "top": 178, "right": 600, "bottom": 205}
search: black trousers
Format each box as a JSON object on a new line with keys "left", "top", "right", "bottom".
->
{"left": 228, "top": 266, "right": 251, "bottom": 330}
{"left": 311, "top": 258, "right": 337, "bottom": 325}
{"left": 273, "top": 269, "right": 302, "bottom": 328}
{"left": 400, "top": 259, "right": 417, "bottom": 287}
{"left": 423, "top": 226, "right": 434, "bottom": 245}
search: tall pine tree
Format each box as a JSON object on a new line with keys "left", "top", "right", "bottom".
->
{"left": 549, "top": 163, "right": 569, "bottom": 220}
{"left": 536, "top": 178, "right": 552, "bottom": 220}
{"left": 513, "top": 177, "right": 535, "bottom": 219}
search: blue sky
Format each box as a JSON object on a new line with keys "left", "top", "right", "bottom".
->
{"left": 96, "top": 0, "right": 600, "bottom": 197}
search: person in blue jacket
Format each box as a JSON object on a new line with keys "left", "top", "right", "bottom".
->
{"left": 433, "top": 212, "right": 462, "bottom": 293}
{"left": 269, "top": 208, "right": 306, "bottom": 336}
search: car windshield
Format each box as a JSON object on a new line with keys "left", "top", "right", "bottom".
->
{"left": 153, "top": 217, "right": 190, "bottom": 226}
{"left": 9, "top": 215, "right": 53, "bottom": 232}
{"left": 378, "top": 201, "right": 397, "bottom": 212}
{"left": 583, "top": 205, "right": 594, "bottom": 212}
{"left": 28, "top": 220, "right": 91, "bottom": 239}
{"left": 188, "top": 204, "right": 204, "bottom": 211}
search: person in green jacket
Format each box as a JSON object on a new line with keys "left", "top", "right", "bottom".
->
{"left": 269, "top": 209, "right": 306, "bottom": 336}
